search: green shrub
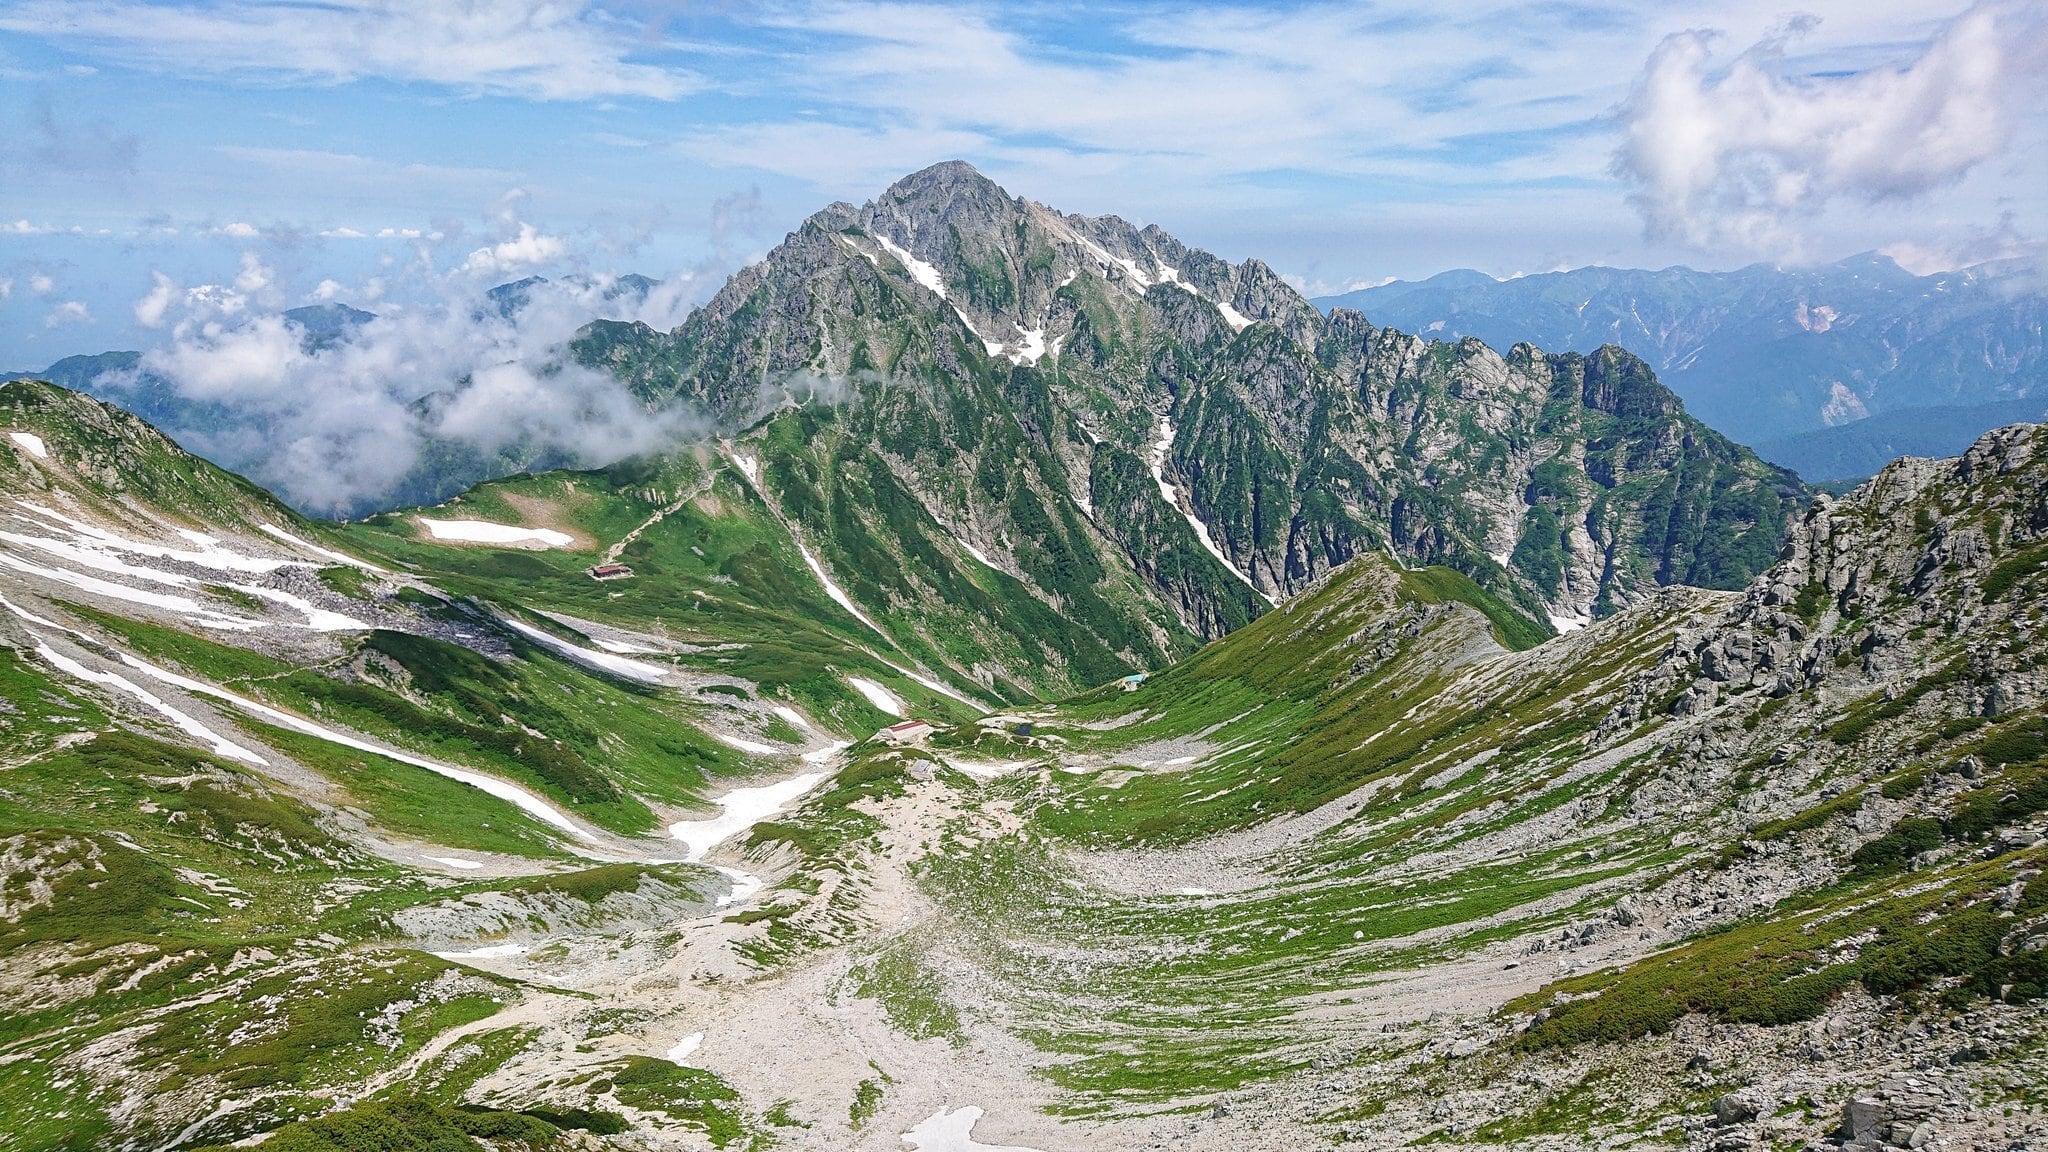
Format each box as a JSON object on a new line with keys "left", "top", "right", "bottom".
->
{"left": 1849, "top": 817, "right": 1944, "bottom": 876}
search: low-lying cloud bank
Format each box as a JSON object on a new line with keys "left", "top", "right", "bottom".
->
{"left": 95, "top": 260, "right": 714, "bottom": 517}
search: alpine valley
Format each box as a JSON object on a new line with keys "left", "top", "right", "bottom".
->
{"left": 2, "top": 163, "right": 2044, "bottom": 1152}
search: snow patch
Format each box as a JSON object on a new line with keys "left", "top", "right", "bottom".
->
{"left": 1214, "top": 300, "right": 1253, "bottom": 332}
{"left": 502, "top": 618, "right": 671, "bottom": 683}
{"left": 432, "top": 943, "right": 527, "bottom": 961}
{"left": 9, "top": 431, "right": 48, "bottom": 459}
{"left": 901, "top": 1106, "right": 1046, "bottom": 1152}
{"left": 713, "top": 732, "right": 778, "bottom": 756}
{"left": 955, "top": 535, "right": 995, "bottom": 568}
{"left": 1547, "top": 613, "right": 1589, "bottom": 634}
{"left": 593, "top": 637, "right": 659, "bottom": 654}
{"left": 846, "top": 676, "right": 903, "bottom": 717}
{"left": 1009, "top": 326, "right": 1047, "bottom": 365}
{"left": 729, "top": 451, "right": 760, "bottom": 486}
{"left": 258, "top": 523, "right": 387, "bottom": 573}
{"left": 713, "top": 864, "right": 762, "bottom": 907}
{"left": 18, "top": 500, "right": 298, "bottom": 573}
{"left": 1147, "top": 418, "right": 1273, "bottom": 603}
{"left": 226, "top": 583, "right": 367, "bottom": 632}
{"left": 0, "top": 547, "right": 261, "bottom": 629}
{"left": 417, "top": 518, "right": 572, "bottom": 548}
{"left": 424, "top": 856, "right": 483, "bottom": 871}
{"left": 32, "top": 640, "right": 266, "bottom": 764}
{"left": 796, "top": 540, "right": 889, "bottom": 638}
{"left": 874, "top": 234, "right": 947, "bottom": 298}
{"left": 116, "top": 653, "right": 601, "bottom": 843}
{"left": 772, "top": 705, "right": 811, "bottom": 730}
{"left": 667, "top": 772, "right": 827, "bottom": 863}
{"left": 801, "top": 740, "right": 851, "bottom": 765}
{"left": 666, "top": 1032, "right": 705, "bottom": 1063}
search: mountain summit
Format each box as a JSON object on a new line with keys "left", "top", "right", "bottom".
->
{"left": 575, "top": 161, "right": 1802, "bottom": 648}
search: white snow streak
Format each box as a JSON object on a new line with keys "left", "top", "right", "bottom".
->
{"left": 772, "top": 705, "right": 810, "bottom": 730}
{"left": 9, "top": 431, "right": 48, "bottom": 459}
{"left": 33, "top": 640, "right": 266, "bottom": 764}
{"left": 846, "top": 676, "right": 904, "bottom": 717}
{"left": 18, "top": 500, "right": 297, "bottom": 573}
{"left": 901, "top": 1106, "right": 1047, "bottom": 1152}
{"left": 1147, "top": 417, "right": 1272, "bottom": 603}
{"left": 874, "top": 234, "right": 948, "bottom": 297}
{"left": 593, "top": 637, "right": 659, "bottom": 654}
{"left": 424, "top": 855, "right": 484, "bottom": 870}
{"left": 502, "top": 618, "right": 671, "bottom": 683}
{"left": 667, "top": 772, "right": 827, "bottom": 864}
{"left": 712, "top": 732, "right": 778, "bottom": 756}
{"left": 796, "top": 540, "right": 889, "bottom": 638}
{"left": 227, "top": 584, "right": 368, "bottom": 632}
{"left": 666, "top": 1032, "right": 705, "bottom": 1063}
{"left": 1547, "top": 613, "right": 1589, "bottom": 634}
{"left": 0, "top": 548, "right": 262, "bottom": 629}
{"left": 417, "top": 518, "right": 572, "bottom": 548}
{"left": 117, "top": 653, "right": 601, "bottom": 842}
{"left": 258, "top": 523, "right": 387, "bottom": 573}
{"left": 801, "top": 740, "right": 851, "bottom": 765}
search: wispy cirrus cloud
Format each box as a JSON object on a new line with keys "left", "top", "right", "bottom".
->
{"left": 0, "top": 0, "right": 698, "bottom": 100}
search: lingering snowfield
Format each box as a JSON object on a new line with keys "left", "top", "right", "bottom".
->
{"left": 1147, "top": 418, "right": 1274, "bottom": 603}
{"left": 417, "top": 518, "right": 573, "bottom": 548}
{"left": 431, "top": 943, "right": 527, "bottom": 961}
{"left": 846, "top": 676, "right": 904, "bottom": 717}
{"left": 772, "top": 705, "right": 811, "bottom": 730}
{"left": 874, "top": 234, "right": 947, "bottom": 297}
{"left": 228, "top": 584, "right": 368, "bottom": 632}
{"left": 113, "top": 650, "right": 602, "bottom": 843}
{"left": 502, "top": 618, "right": 671, "bottom": 684}
{"left": 1548, "top": 613, "right": 1589, "bottom": 634}
{"left": 901, "top": 1106, "right": 1048, "bottom": 1152}
{"left": 32, "top": 640, "right": 267, "bottom": 764}
{"left": 954, "top": 533, "right": 996, "bottom": 569}
{"left": 593, "top": 637, "right": 659, "bottom": 654}
{"left": 712, "top": 732, "right": 778, "bottom": 756}
{"left": 942, "top": 756, "right": 1027, "bottom": 779}
{"left": 729, "top": 451, "right": 760, "bottom": 486}
{"left": 9, "top": 431, "right": 48, "bottom": 459}
{"left": 801, "top": 740, "right": 852, "bottom": 765}
{"left": 1010, "top": 326, "right": 1047, "bottom": 365}
{"left": 666, "top": 1031, "right": 705, "bottom": 1063}
{"left": 796, "top": 540, "right": 890, "bottom": 638}
{"left": 424, "top": 855, "right": 483, "bottom": 871}
{"left": 667, "top": 771, "right": 827, "bottom": 863}
{"left": 0, "top": 547, "right": 262, "bottom": 630}
{"left": 258, "top": 523, "right": 387, "bottom": 573}
{"left": 17, "top": 500, "right": 298, "bottom": 574}
{"left": 1156, "top": 265, "right": 1253, "bottom": 333}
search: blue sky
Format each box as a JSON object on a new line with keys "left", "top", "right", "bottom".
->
{"left": 1, "top": 0, "right": 2042, "bottom": 366}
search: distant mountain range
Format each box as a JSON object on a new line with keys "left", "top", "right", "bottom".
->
{"left": 1315, "top": 255, "right": 2046, "bottom": 480}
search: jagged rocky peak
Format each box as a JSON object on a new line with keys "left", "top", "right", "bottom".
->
{"left": 823, "top": 159, "right": 1295, "bottom": 353}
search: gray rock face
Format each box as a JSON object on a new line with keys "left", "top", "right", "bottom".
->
{"left": 573, "top": 162, "right": 1802, "bottom": 636}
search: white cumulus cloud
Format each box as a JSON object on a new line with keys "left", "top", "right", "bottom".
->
{"left": 134, "top": 271, "right": 177, "bottom": 328}
{"left": 44, "top": 300, "right": 91, "bottom": 327}
{"left": 1614, "top": 2, "right": 2037, "bottom": 252}
{"left": 461, "top": 222, "right": 568, "bottom": 277}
